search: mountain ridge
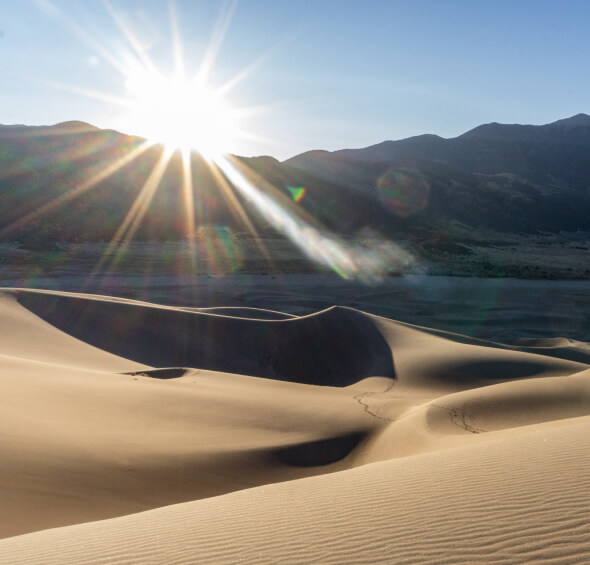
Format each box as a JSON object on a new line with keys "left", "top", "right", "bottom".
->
{"left": 281, "top": 114, "right": 590, "bottom": 237}
{"left": 285, "top": 114, "right": 590, "bottom": 163}
{"left": 0, "top": 114, "right": 589, "bottom": 266}
{"left": 0, "top": 120, "right": 101, "bottom": 136}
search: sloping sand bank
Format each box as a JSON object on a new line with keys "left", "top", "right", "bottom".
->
{"left": 1, "top": 288, "right": 589, "bottom": 563}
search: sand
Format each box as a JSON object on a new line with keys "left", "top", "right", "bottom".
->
{"left": 1, "top": 287, "right": 589, "bottom": 563}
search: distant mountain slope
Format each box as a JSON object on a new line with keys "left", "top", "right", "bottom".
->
{"left": 0, "top": 121, "right": 101, "bottom": 135}
{"left": 1, "top": 116, "right": 589, "bottom": 253}
{"left": 284, "top": 114, "right": 590, "bottom": 233}
{"left": 0, "top": 122, "right": 386, "bottom": 248}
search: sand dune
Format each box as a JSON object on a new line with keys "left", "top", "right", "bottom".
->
{"left": 4, "top": 420, "right": 590, "bottom": 564}
{"left": 1, "top": 288, "right": 589, "bottom": 562}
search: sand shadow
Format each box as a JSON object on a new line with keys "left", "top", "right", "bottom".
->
{"left": 272, "top": 432, "right": 367, "bottom": 467}
{"left": 16, "top": 292, "right": 395, "bottom": 386}
{"left": 124, "top": 368, "right": 189, "bottom": 379}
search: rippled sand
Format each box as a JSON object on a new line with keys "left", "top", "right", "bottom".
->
{"left": 1, "top": 288, "right": 590, "bottom": 563}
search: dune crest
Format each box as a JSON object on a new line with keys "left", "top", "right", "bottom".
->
{"left": 1, "top": 288, "right": 589, "bottom": 562}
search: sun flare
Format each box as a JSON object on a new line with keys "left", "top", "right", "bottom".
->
{"left": 28, "top": 0, "right": 411, "bottom": 283}
{"left": 123, "top": 69, "right": 236, "bottom": 158}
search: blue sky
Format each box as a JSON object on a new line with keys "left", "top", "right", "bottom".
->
{"left": 1, "top": 0, "right": 589, "bottom": 159}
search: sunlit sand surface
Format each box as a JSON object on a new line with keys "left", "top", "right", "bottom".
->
{"left": 1, "top": 287, "right": 590, "bottom": 563}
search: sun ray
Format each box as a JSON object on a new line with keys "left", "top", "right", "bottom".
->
{"left": 215, "top": 50, "right": 275, "bottom": 97}
{"left": 90, "top": 146, "right": 174, "bottom": 279}
{"left": 214, "top": 30, "right": 297, "bottom": 98}
{"left": 0, "top": 125, "right": 138, "bottom": 189}
{"left": 0, "top": 140, "right": 154, "bottom": 239}
{"left": 42, "top": 81, "right": 135, "bottom": 110}
{"left": 196, "top": 0, "right": 238, "bottom": 84}
{"left": 214, "top": 155, "right": 416, "bottom": 281}
{"left": 27, "top": 1, "right": 416, "bottom": 284}
{"left": 180, "top": 148, "right": 198, "bottom": 276}
{"left": 34, "top": 0, "right": 130, "bottom": 77}
{"left": 102, "top": 0, "right": 159, "bottom": 75}
{"left": 206, "top": 161, "right": 275, "bottom": 270}
{"left": 169, "top": 1, "right": 185, "bottom": 78}
{"left": 208, "top": 161, "right": 261, "bottom": 236}
{"left": 223, "top": 155, "right": 323, "bottom": 227}
{"left": 33, "top": 0, "right": 285, "bottom": 159}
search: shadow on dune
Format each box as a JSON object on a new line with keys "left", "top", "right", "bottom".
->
{"left": 15, "top": 291, "right": 395, "bottom": 386}
{"left": 272, "top": 432, "right": 367, "bottom": 467}
{"left": 428, "top": 358, "right": 552, "bottom": 385}
{"left": 124, "top": 368, "right": 190, "bottom": 379}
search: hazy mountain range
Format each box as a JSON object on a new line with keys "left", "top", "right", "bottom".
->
{"left": 286, "top": 113, "right": 590, "bottom": 234}
{"left": 1, "top": 114, "right": 590, "bottom": 250}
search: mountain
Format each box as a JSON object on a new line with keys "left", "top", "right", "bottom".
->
{"left": 0, "top": 121, "right": 100, "bottom": 135}
{"left": 0, "top": 121, "right": 387, "bottom": 249}
{"left": 1, "top": 115, "right": 589, "bottom": 260}
{"left": 284, "top": 114, "right": 590, "bottom": 234}
{"left": 547, "top": 113, "right": 590, "bottom": 128}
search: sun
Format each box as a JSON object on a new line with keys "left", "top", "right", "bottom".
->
{"left": 123, "top": 68, "right": 237, "bottom": 159}
{"left": 25, "top": 1, "right": 410, "bottom": 283}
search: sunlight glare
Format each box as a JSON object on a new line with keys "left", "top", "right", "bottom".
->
{"left": 123, "top": 68, "right": 236, "bottom": 158}
{"left": 35, "top": 0, "right": 418, "bottom": 284}
{"left": 214, "top": 156, "right": 417, "bottom": 282}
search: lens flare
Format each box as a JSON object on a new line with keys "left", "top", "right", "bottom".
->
{"left": 31, "top": 1, "right": 420, "bottom": 285}
{"left": 286, "top": 185, "right": 306, "bottom": 203}
{"left": 197, "top": 225, "right": 243, "bottom": 275}
{"left": 376, "top": 167, "right": 430, "bottom": 217}
{"left": 214, "top": 156, "right": 416, "bottom": 282}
